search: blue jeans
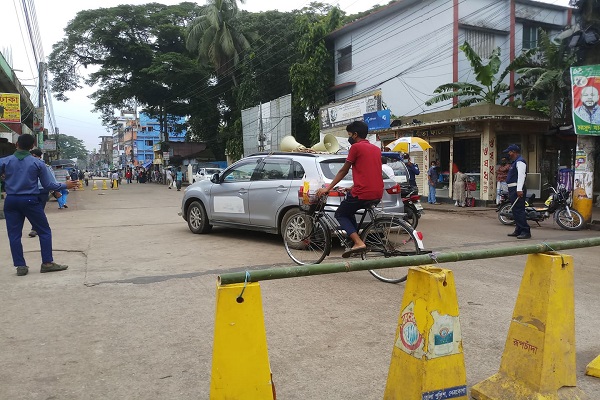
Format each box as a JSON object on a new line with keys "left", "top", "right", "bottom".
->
{"left": 4, "top": 194, "right": 54, "bottom": 266}
{"left": 335, "top": 194, "right": 379, "bottom": 237}
{"left": 428, "top": 184, "right": 437, "bottom": 203}
{"left": 57, "top": 189, "right": 68, "bottom": 208}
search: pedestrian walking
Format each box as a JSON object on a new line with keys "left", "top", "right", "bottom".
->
{"left": 0, "top": 134, "right": 78, "bottom": 276}
{"left": 175, "top": 167, "right": 183, "bottom": 191}
{"left": 166, "top": 169, "right": 173, "bottom": 189}
{"left": 54, "top": 166, "right": 70, "bottom": 209}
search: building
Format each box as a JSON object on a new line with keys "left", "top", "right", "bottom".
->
{"left": 326, "top": 0, "right": 573, "bottom": 203}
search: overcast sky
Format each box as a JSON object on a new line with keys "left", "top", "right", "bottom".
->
{"left": 3, "top": 0, "right": 571, "bottom": 152}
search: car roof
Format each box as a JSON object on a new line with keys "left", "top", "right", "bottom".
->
{"left": 247, "top": 151, "right": 346, "bottom": 160}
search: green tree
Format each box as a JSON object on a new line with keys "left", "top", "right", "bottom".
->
{"left": 426, "top": 42, "right": 514, "bottom": 108}
{"left": 48, "top": 3, "right": 206, "bottom": 133}
{"left": 512, "top": 31, "right": 577, "bottom": 127}
{"left": 186, "top": 0, "right": 253, "bottom": 87}
{"left": 58, "top": 134, "right": 88, "bottom": 161}
{"left": 290, "top": 5, "right": 342, "bottom": 144}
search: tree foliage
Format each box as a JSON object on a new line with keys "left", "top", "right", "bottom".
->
{"left": 290, "top": 5, "right": 342, "bottom": 143}
{"left": 512, "top": 31, "right": 577, "bottom": 127}
{"left": 58, "top": 134, "right": 88, "bottom": 161}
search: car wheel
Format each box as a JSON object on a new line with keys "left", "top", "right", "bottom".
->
{"left": 281, "top": 208, "right": 312, "bottom": 250}
{"left": 187, "top": 201, "right": 212, "bottom": 234}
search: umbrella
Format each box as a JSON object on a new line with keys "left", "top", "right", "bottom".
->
{"left": 385, "top": 136, "right": 432, "bottom": 153}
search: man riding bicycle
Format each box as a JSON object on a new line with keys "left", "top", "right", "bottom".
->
{"left": 316, "top": 121, "right": 384, "bottom": 258}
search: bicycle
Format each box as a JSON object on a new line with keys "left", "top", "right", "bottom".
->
{"left": 283, "top": 189, "right": 425, "bottom": 283}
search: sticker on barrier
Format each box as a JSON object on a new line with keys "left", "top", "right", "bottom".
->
{"left": 396, "top": 302, "right": 424, "bottom": 356}
{"left": 422, "top": 385, "right": 468, "bottom": 400}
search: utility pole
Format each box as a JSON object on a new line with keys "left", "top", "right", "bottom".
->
{"left": 258, "top": 103, "right": 265, "bottom": 151}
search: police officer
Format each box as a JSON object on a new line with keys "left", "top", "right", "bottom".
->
{"left": 0, "top": 134, "right": 79, "bottom": 276}
{"left": 504, "top": 144, "right": 531, "bottom": 239}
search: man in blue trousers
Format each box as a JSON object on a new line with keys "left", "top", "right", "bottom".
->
{"left": 0, "top": 134, "right": 79, "bottom": 276}
{"left": 504, "top": 144, "right": 531, "bottom": 239}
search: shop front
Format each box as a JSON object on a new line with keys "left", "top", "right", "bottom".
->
{"left": 377, "top": 105, "right": 551, "bottom": 205}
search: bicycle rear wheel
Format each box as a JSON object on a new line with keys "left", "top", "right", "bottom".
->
{"left": 284, "top": 214, "right": 330, "bottom": 265}
{"left": 361, "top": 217, "right": 420, "bottom": 283}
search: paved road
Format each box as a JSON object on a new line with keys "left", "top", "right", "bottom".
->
{"left": 1, "top": 182, "right": 599, "bottom": 399}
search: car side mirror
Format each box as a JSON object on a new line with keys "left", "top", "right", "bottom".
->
{"left": 210, "top": 173, "right": 220, "bottom": 183}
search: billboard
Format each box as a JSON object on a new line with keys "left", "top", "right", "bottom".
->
{"left": 570, "top": 65, "right": 600, "bottom": 135}
{"left": 0, "top": 93, "right": 21, "bottom": 123}
{"left": 364, "top": 109, "right": 391, "bottom": 130}
{"left": 319, "top": 91, "right": 382, "bottom": 130}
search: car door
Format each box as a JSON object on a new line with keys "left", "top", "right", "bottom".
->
{"left": 248, "top": 158, "right": 294, "bottom": 228}
{"left": 209, "top": 158, "right": 261, "bottom": 224}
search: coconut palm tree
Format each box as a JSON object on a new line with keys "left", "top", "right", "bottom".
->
{"left": 186, "top": 0, "right": 252, "bottom": 86}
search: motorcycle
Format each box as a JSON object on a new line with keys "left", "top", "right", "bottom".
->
{"left": 402, "top": 189, "right": 423, "bottom": 229}
{"left": 496, "top": 184, "right": 584, "bottom": 231}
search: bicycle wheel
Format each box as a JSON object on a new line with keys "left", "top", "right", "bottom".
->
{"left": 361, "top": 217, "right": 420, "bottom": 283}
{"left": 284, "top": 214, "right": 330, "bottom": 265}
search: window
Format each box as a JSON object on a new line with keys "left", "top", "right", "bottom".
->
{"left": 145, "top": 140, "right": 153, "bottom": 146}
{"left": 148, "top": 126, "right": 154, "bottom": 132}
{"left": 222, "top": 159, "right": 260, "bottom": 182}
{"left": 522, "top": 25, "right": 541, "bottom": 50}
{"left": 291, "top": 161, "right": 305, "bottom": 180}
{"left": 256, "top": 160, "right": 291, "bottom": 180}
{"left": 337, "top": 45, "right": 352, "bottom": 74}
{"left": 463, "top": 30, "right": 495, "bottom": 58}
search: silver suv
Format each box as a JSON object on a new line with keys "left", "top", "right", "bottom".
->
{"left": 180, "top": 152, "right": 404, "bottom": 237}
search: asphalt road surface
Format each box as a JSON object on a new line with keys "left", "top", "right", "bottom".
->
{"left": 1, "top": 182, "right": 599, "bottom": 399}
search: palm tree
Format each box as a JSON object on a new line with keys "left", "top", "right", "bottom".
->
{"left": 426, "top": 42, "right": 514, "bottom": 107}
{"left": 513, "top": 30, "right": 577, "bottom": 127}
{"left": 186, "top": 0, "right": 252, "bottom": 86}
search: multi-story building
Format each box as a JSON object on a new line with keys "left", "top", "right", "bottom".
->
{"left": 326, "top": 0, "right": 572, "bottom": 202}
{"left": 109, "top": 111, "right": 187, "bottom": 170}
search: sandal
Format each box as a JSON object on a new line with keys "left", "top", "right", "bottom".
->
{"left": 342, "top": 246, "right": 367, "bottom": 258}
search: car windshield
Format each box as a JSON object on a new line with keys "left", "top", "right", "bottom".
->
{"left": 205, "top": 168, "right": 221, "bottom": 175}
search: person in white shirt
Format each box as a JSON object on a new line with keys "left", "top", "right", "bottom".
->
{"left": 166, "top": 169, "right": 173, "bottom": 189}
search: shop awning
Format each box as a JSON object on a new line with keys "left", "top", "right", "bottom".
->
{"left": 142, "top": 160, "right": 153, "bottom": 169}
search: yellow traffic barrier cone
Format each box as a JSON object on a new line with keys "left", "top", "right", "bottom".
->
{"left": 101, "top": 180, "right": 108, "bottom": 190}
{"left": 384, "top": 266, "right": 467, "bottom": 399}
{"left": 471, "top": 253, "right": 587, "bottom": 400}
{"left": 112, "top": 179, "right": 119, "bottom": 190}
{"left": 210, "top": 282, "right": 275, "bottom": 399}
{"left": 92, "top": 180, "right": 98, "bottom": 190}
{"left": 587, "top": 355, "right": 600, "bottom": 378}
{"left": 79, "top": 180, "right": 84, "bottom": 191}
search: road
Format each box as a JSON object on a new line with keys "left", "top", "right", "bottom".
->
{"left": 1, "top": 182, "right": 599, "bottom": 399}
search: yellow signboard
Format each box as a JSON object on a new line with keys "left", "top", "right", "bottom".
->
{"left": 0, "top": 93, "right": 21, "bottom": 123}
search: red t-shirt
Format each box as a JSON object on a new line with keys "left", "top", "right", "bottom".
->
{"left": 346, "top": 140, "right": 384, "bottom": 200}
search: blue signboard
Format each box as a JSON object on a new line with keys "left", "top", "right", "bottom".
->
{"left": 364, "top": 110, "right": 391, "bottom": 130}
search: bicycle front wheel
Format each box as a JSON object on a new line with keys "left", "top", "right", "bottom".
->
{"left": 284, "top": 214, "right": 330, "bottom": 265}
{"left": 361, "top": 217, "right": 420, "bottom": 283}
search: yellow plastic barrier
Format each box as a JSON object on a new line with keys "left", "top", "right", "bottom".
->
{"left": 471, "top": 253, "right": 587, "bottom": 399}
{"left": 112, "top": 179, "right": 119, "bottom": 190}
{"left": 101, "top": 180, "right": 108, "bottom": 190}
{"left": 92, "top": 180, "right": 98, "bottom": 190}
{"left": 210, "top": 282, "right": 275, "bottom": 400}
{"left": 79, "top": 180, "right": 84, "bottom": 191}
{"left": 384, "top": 266, "right": 467, "bottom": 399}
{"left": 587, "top": 355, "right": 600, "bottom": 378}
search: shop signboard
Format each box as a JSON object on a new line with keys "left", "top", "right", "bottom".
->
{"left": 0, "top": 93, "right": 21, "bottom": 123}
{"left": 570, "top": 65, "right": 600, "bottom": 135}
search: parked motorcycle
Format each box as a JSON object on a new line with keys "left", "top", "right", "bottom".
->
{"left": 402, "top": 189, "right": 423, "bottom": 229}
{"left": 497, "top": 184, "right": 584, "bottom": 231}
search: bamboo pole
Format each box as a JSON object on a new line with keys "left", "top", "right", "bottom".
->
{"left": 218, "top": 237, "right": 600, "bottom": 285}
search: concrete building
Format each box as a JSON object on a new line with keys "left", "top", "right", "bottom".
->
{"left": 326, "top": 0, "right": 574, "bottom": 204}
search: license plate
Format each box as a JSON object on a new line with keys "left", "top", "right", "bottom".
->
{"left": 414, "top": 202, "right": 423, "bottom": 211}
